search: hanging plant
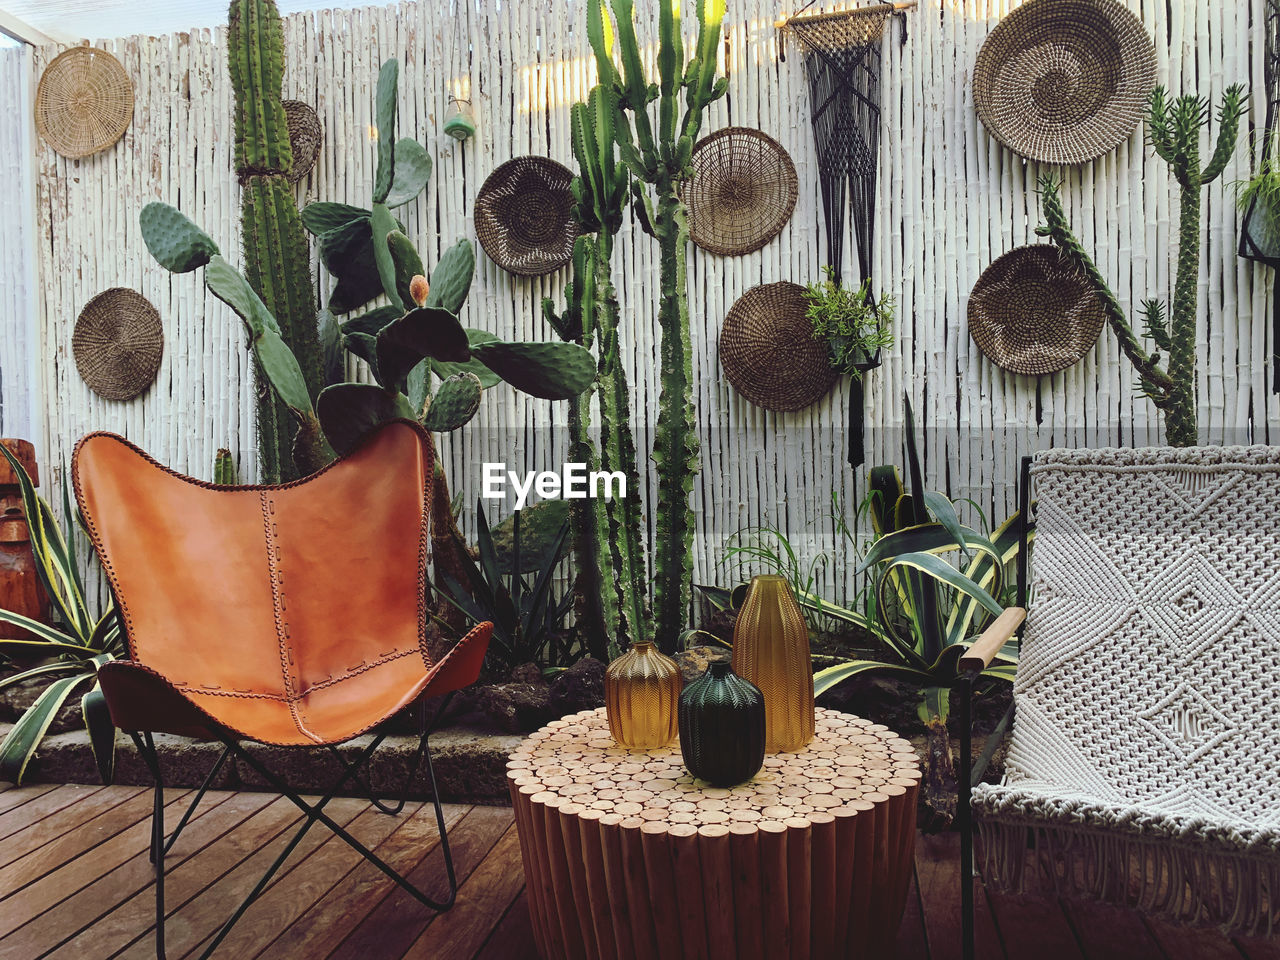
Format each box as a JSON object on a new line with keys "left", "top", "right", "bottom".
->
{"left": 805, "top": 267, "right": 895, "bottom": 376}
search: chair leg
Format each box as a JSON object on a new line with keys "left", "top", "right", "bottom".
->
{"left": 164, "top": 743, "right": 231, "bottom": 856}
{"left": 131, "top": 732, "right": 168, "bottom": 960}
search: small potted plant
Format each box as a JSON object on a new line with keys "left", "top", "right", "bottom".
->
{"left": 1238, "top": 147, "right": 1280, "bottom": 264}
{"left": 805, "top": 267, "right": 894, "bottom": 467}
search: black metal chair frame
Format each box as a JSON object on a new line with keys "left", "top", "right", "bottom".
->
{"left": 956, "top": 455, "right": 1033, "bottom": 960}
{"left": 129, "top": 692, "right": 457, "bottom": 960}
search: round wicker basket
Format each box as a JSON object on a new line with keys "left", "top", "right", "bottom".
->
{"left": 684, "top": 127, "right": 798, "bottom": 256}
{"left": 968, "top": 245, "right": 1105, "bottom": 376}
{"left": 720, "top": 282, "right": 838, "bottom": 412}
{"left": 283, "top": 100, "right": 322, "bottom": 185}
{"left": 73, "top": 288, "right": 164, "bottom": 401}
{"left": 35, "top": 46, "right": 134, "bottom": 159}
{"left": 973, "top": 0, "right": 1156, "bottom": 165}
{"left": 474, "top": 156, "right": 578, "bottom": 276}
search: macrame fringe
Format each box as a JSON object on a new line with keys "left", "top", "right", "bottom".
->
{"left": 977, "top": 818, "right": 1279, "bottom": 937}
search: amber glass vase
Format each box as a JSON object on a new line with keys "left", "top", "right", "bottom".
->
{"left": 604, "top": 641, "right": 682, "bottom": 749}
{"left": 731, "top": 575, "right": 815, "bottom": 751}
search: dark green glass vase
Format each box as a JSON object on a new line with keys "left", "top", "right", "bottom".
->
{"left": 678, "top": 661, "right": 766, "bottom": 787}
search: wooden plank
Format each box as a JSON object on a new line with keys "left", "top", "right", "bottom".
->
{"left": 0, "top": 787, "right": 193, "bottom": 905}
{"left": 0, "top": 786, "right": 144, "bottom": 870}
{"left": 404, "top": 821, "right": 527, "bottom": 960}
{"left": 32, "top": 793, "right": 295, "bottom": 960}
{"left": 110, "top": 797, "right": 371, "bottom": 960}
{"left": 180, "top": 802, "right": 425, "bottom": 959}
{"left": 252, "top": 803, "right": 469, "bottom": 959}
{"left": 326, "top": 804, "right": 516, "bottom": 960}
{"left": 894, "top": 868, "right": 930, "bottom": 960}
{"left": 0, "top": 783, "right": 56, "bottom": 818}
{"left": 0, "top": 784, "right": 107, "bottom": 844}
{"left": 915, "top": 832, "right": 1004, "bottom": 960}
{"left": 1146, "top": 917, "right": 1246, "bottom": 960}
{"left": 986, "top": 890, "right": 1086, "bottom": 960}
{"left": 1060, "top": 898, "right": 1170, "bottom": 960}
{"left": 473, "top": 887, "right": 541, "bottom": 960}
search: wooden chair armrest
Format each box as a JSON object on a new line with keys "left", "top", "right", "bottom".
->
{"left": 958, "top": 607, "right": 1026, "bottom": 673}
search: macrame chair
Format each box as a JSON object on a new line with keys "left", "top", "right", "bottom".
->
{"left": 72, "top": 420, "right": 493, "bottom": 960}
{"left": 1239, "top": 0, "right": 1280, "bottom": 392}
{"left": 784, "top": 3, "right": 904, "bottom": 467}
{"left": 955, "top": 447, "right": 1280, "bottom": 960}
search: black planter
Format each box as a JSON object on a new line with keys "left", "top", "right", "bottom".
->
{"left": 678, "top": 661, "right": 766, "bottom": 787}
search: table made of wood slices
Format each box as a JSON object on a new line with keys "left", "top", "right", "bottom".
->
{"left": 507, "top": 706, "right": 922, "bottom": 960}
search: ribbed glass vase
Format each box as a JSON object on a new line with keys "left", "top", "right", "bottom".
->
{"left": 604, "top": 641, "right": 682, "bottom": 750}
{"left": 678, "top": 661, "right": 765, "bottom": 786}
{"left": 731, "top": 574, "right": 815, "bottom": 751}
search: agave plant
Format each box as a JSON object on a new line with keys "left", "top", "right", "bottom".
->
{"left": 440, "top": 501, "right": 576, "bottom": 672}
{"left": 0, "top": 446, "right": 122, "bottom": 785}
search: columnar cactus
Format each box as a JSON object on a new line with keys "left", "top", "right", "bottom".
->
{"left": 228, "top": 0, "right": 325, "bottom": 480}
{"left": 545, "top": 84, "right": 648, "bottom": 659}
{"left": 589, "top": 0, "right": 727, "bottom": 651}
{"left": 1038, "top": 84, "right": 1245, "bottom": 447}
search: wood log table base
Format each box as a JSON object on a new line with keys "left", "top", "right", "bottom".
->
{"left": 507, "top": 707, "right": 921, "bottom": 960}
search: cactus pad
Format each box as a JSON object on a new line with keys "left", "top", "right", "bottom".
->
{"left": 140, "top": 202, "right": 219, "bottom": 273}
{"left": 422, "top": 372, "right": 483, "bottom": 432}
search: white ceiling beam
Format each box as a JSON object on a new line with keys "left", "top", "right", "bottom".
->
{"left": 0, "top": 7, "right": 75, "bottom": 45}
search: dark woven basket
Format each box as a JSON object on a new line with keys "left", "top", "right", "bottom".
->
{"left": 36, "top": 46, "right": 134, "bottom": 159}
{"left": 683, "top": 127, "right": 798, "bottom": 256}
{"left": 73, "top": 288, "right": 164, "bottom": 401}
{"left": 968, "top": 245, "right": 1105, "bottom": 376}
{"left": 283, "top": 100, "right": 322, "bottom": 184}
{"left": 474, "top": 156, "right": 578, "bottom": 276}
{"left": 973, "top": 0, "right": 1156, "bottom": 165}
{"left": 720, "top": 282, "right": 838, "bottom": 412}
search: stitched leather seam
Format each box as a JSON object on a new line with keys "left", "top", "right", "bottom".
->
{"left": 417, "top": 434, "right": 434, "bottom": 671}
{"left": 259, "top": 491, "right": 303, "bottom": 737}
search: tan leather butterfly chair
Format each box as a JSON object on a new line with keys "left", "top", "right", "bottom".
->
{"left": 73, "top": 420, "right": 492, "bottom": 960}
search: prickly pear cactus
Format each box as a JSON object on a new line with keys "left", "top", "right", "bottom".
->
{"left": 229, "top": 0, "right": 325, "bottom": 481}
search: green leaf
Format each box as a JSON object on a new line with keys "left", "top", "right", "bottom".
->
{"left": 139, "top": 202, "right": 219, "bottom": 273}
{"left": 316, "top": 383, "right": 413, "bottom": 456}
{"left": 254, "top": 329, "right": 315, "bottom": 415}
{"left": 376, "top": 306, "right": 472, "bottom": 393}
{"left": 422, "top": 372, "right": 483, "bottom": 432}
{"left": 0, "top": 661, "right": 85, "bottom": 692}
{"left": 431, "top": 329, "right": 501, "bottom": 387}
{"left": 492, "top": 500, "right": 572, "bottom": 574}
{"left": 471, "top": 341, "right": 596, "bottom": 400}
{"left": 82, "top": 680, "right": 116, "bottom": 784}
{"left": 340, "top": 305, "right": 402, "bottom": 339}
{"left": 812, "top": 661, "right": 935, "bottom": 698}
{"left": 879, "top": 552, "right": 1004, "bottom": 621}
{"left": 318, "top": 308, "right": 344, "bottom": 386}
{"left": 387, "top": 230, "right": 425, "bottom": 309}
{"left": 317, "top": 216, "right": 373, "bottom": 275}
{"left": 425, "top": 239, "right": 476, "bottom": 315}
{"left": 370, "top": 203, "right": 401, "bottom": 310}
{"left": 205, "top": 256, "right": 281, "bottom": 337}
{"left": 385, "top": 139, "right": 433, "bottom": 208}
{"left": 0, "top": 672, "right": 93, "bottom": 785}
{"left": 923, "top": 491, "right": 970, "bottom": 553}
{"left": 342, "top": 332, "right": 380, "bottom": 382}
{"left": 301, "top": 201, "right": 370, "bottom": 236}
{"left": 857, "top": 523, "right": 999, "bottom": 576}
{"left": 373, "top": 59, "right": 399, "bottom": 204}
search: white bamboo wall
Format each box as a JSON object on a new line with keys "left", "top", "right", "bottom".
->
{"left": 18, "top": 0, "right": 1276, "bottom": 606}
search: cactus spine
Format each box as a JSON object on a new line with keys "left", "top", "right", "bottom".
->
{"left": 1038, "top": 84, "right": 1245, "bottom": 447}
{"left": 545, "top": 85, "right": 647, "bottom": 659}
{"left": 590, "top": 0, "right": 726, "bottom": 652}
{"left": 229, "top": 0, "right": 325, "bottom": 481}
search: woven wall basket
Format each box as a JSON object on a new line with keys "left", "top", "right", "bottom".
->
{"left": 720, "top": 282, "right": 837, "bottom": 412}
{"left": 973, "top": 0, "right": 1157, "bottom": 165}
{"left": 73, "top": 288, "right": 164, "bottom": 401}
{"left": 968, "top": 245, "right": 1105, "bottom": 376}
{"left": 683, "top": 127, "right": 798, "bottom": 256}
{"left": 283, "top": 100, "right": 323, "bottom": 185}
{"left": 35, "top": 46, "right": 134, "bottom": 159}
{"left": 474, "top": 156, "right": 578, "bottom": 276}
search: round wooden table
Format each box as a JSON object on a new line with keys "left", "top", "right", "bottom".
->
{"left": 507, "top": 706, "right": 921, "bottom": 960}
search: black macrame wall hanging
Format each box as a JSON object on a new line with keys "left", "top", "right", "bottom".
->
{"left": 782, "top": 2, "right": 910, "bottom": 467}
{"left": 1240, "top": 0, "right": 1280, "bottom": 391}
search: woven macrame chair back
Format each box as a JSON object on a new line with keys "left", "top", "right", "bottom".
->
{"left": 974, "top": 446, "right": 1280, "bottom": 935}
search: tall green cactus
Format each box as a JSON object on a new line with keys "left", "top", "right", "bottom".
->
{"left": 545, "top": 85, "right": 648, "bottom": 660}
{"left": 228, "top": 0, "right": 325, "bottom": 481}
{"left": 1038, "top": 84, "right": 1245, "bottom": 447}
{"left": 589, "top": 0, "right": 726, "bottom": 652}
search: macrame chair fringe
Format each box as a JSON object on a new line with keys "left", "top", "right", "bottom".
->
{"left": 977, "top": 818, "right": 1280, "bottom": 937}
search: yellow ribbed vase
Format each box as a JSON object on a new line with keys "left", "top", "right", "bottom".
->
{"left": 604, "top": 641, "right": 682, "bottom": 749}
{"left": 731, "top": 575, "right": 815, "bottom": 752}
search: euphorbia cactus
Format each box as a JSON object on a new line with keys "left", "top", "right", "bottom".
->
{"left": 588, "top": 0, "right": 727, "bottom": 652}
{"left": 1038, "top": 83, "right": 1246, "bottom": 446}
{"left": 228, "top": 0, "right": 325, "bottom": 481}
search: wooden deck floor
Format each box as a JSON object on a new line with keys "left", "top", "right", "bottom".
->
{"left": 0, "top": 784, "right": 1275, "bottom": 960}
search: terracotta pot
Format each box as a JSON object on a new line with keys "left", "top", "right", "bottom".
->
{"left": 0, "top": 440, "right": 49, "bottom": 645}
